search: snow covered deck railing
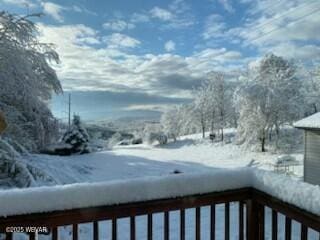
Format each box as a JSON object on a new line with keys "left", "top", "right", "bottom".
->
{"left": 0, "top": 168, "right": 320, "bottom": 240}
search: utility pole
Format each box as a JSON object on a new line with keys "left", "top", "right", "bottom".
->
{"left": 68, "top": 93, "right": 71, "bottom": 128}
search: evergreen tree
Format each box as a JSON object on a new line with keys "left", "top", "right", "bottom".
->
{"left": 61, "top": 115, "right": 90, "bottom": 154}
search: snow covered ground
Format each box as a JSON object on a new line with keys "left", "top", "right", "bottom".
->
{"left": 25, "top": 131, "right": 304, "bottom": 187}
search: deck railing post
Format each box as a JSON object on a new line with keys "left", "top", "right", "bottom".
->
{"left": 246, "top": 199, "right": 264, "bottom": 240}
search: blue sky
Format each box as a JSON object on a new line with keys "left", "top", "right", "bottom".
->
{"left": 1, "top": 0, "right": 320, "bottom": 121}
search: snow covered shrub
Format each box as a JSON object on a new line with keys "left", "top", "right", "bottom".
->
{"left": 157, "top": 134, "right": 168, "bottom": 145}
{"left": 0, "top": 137, "right": 55, "bottom": 188}
{"left": 161, "top": 106, "right": 182, "bottom": 141}
{"left": 144, "top": 132, "right": 157, "bottom": 144}
{"left": 145, "top": 132, "right": 168, "bottom": 145}
{"left": 143, "top": 123, "right": 168, "bottom": 144}
{"left": 107, "top": 132, "right": 122, "bottom": 147}
{"left": 61, "top": 115, "right": 90, "bottom": 154}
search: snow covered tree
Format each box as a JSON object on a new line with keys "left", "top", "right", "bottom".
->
{"left": 302, "top": 66, "right": 320, "bottom": 115}
{"left": 193, "top": 72, "right": 232, "bottom": 141}
{"left": 161, "top": 106, "right": 183, "bottom": 141}
{"left": 206, "top": 72, "right": 229, "bottom": 141}
{"left": 0, "top": 11, "right": 62, "bottom": 187}
{"left": 0, "top": 11, "right": 62, "bottom": 151}
{"left": 161, "top": 103, "right": 200, "bottom": 139}
{"left": 235, "top": 84, "right": 270, "bottom": 151}
{"left": 235, "top": 54, "right": 303, "bottom": 152}
{"left": 61, "top": 115, "right": 90, "bottom": 154}
{"left": 178, "top": 104, "right": 199, "bottom": 135}
{"left": 142, "top": 123, "right": 168, "bottom": 145}
{"left": 193, "top": 82, "right": 211, "bottom": 138}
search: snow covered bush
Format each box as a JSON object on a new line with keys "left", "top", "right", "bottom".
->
{"left": 0, "top": 137, "right": 56, "bottom": 188}
{"left": 161, "top": 106, "right": 183, "bottom": 141}
{"left": 156, "top": 134, "right": 168, "bottom": 145}
{"left": 61, "top": 115, "right": 90, "bottom": 154}
{"left": 142, "top": 123, "right": 168, "bottom": 145}
{"left": 108, "top": 132, "right": 123, "bottom": 147}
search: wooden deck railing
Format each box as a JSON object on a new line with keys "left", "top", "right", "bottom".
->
{"left": 0, "top": 187, "right": 319, "bottom": 240}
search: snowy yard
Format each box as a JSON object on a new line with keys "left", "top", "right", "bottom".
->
{"left": 26, "top": 131, "right": 304, "bottom": 187}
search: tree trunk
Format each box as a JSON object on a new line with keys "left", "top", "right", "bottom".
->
{"left": 234, "top": 117, "right": 238, "bottom": 128}
{"left": 211, "top": 110, "right": 215, "bottom": 133}
{"left": 313, "top": 103, "right": 318, "bottom": 114}
{"left": 261, "top": 129, "right": 266, "bottom": 152}
{"left": 221, "top": 128, "right": 224, "bottom": 141}
{"left": 275, "top": 125, "right": 280, "bottom": 138}
{"left": 202, "top": 126, "right": 205, "bottom": 138}
{"left": 261, "top": 137, "right": 265, "bottom": 152}
{"left": 275, "top": 124, "right": 280, "bottom": 148}
{"left": 211, "top": 120, "right": 214, "bottom": 133}
{"left": 268, "top": 127, "right": 272, "bottom": 141}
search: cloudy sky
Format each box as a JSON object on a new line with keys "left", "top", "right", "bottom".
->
{"left": 1, "top": 0, "right": 320, "bottom": 121}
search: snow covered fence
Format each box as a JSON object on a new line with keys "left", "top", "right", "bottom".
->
{"left": 252, "top": 170, "right": 320, "bottom": 216}
{"left": 0, "top": 168, "right": 320, "bottom": 217}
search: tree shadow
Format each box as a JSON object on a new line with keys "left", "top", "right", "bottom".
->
{"left": 155, "top": 139, "right": 196, "bottom": 149}
{"left": 30, "top": 150, "right": 222, "bottom": 186}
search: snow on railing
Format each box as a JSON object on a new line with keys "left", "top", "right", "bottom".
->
{"left": 0, "top": 168, "right": 320, "bottom": 217}
{"left": 252, "top": 170, "right": 320, "bottom": 216}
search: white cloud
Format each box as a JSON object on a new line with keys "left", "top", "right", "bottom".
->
{"left": 77, "top": 37, "right": 100, "bottom": 45}
{"left": 38, "top": 23, "right": 244, "bottom": 97}
{"left": 169, "top": 0, "right": 190, "bottom": 14}
{"left": 218, "top": 0, "right": 234, "bottom": 13}
{"left": 104, "top": 33, "right": 141, "bottom": 48}
{"left": 202, "top": 14, "right": 226, "bottom": 40}
{"left": 204, "top": 0, "right": 320, "bottom": 63}
{"left": 235, "top": 1, "right": 320, "bottom": 47}
{"left": 150, "top": 7, "right": 174, "bottom": 21}
{"left": 41, "top": 2, "right": 65, "bottom": 22}
{"left": 148, "top": 3, "right": 194, "bottom": 29}
{"left": 263, "top": 42, "right": 320, "bottom": 60}
{"left": 103, "top": 20, "right": 135, "bottom": 32}
{"left": 131, "top": 13, "right": 150, "bottom": 23}
{"left": 1, "top": 0, "right": 36, "bottom": 8}
{"left": 31, "top": 0, "right": 319, "bottom": 100}
{"left": 71, "top": 5, "right": 97, "bottom": 16}
{"left": 164, "top": 40, "right": 176, "bottom": 52}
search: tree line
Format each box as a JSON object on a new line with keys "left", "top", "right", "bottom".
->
{"left": 161, "top": 54, "right": 320, "bottom": 152}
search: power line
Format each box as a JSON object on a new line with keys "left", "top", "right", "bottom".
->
{"left": 201, "top": 5, "right": 320, "bottom": 66}
{"left": 249, "top": 5, "right": 320, "bottom": 43}
{"left": 247, "top": 1, "right": 318, "bottom": 33}
{"left": 68, "top": 93, "right": 71, "bottom": 128}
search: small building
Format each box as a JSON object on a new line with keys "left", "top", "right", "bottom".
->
{"left": 294, "top": 112, "right": 320, "bottom": 185}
